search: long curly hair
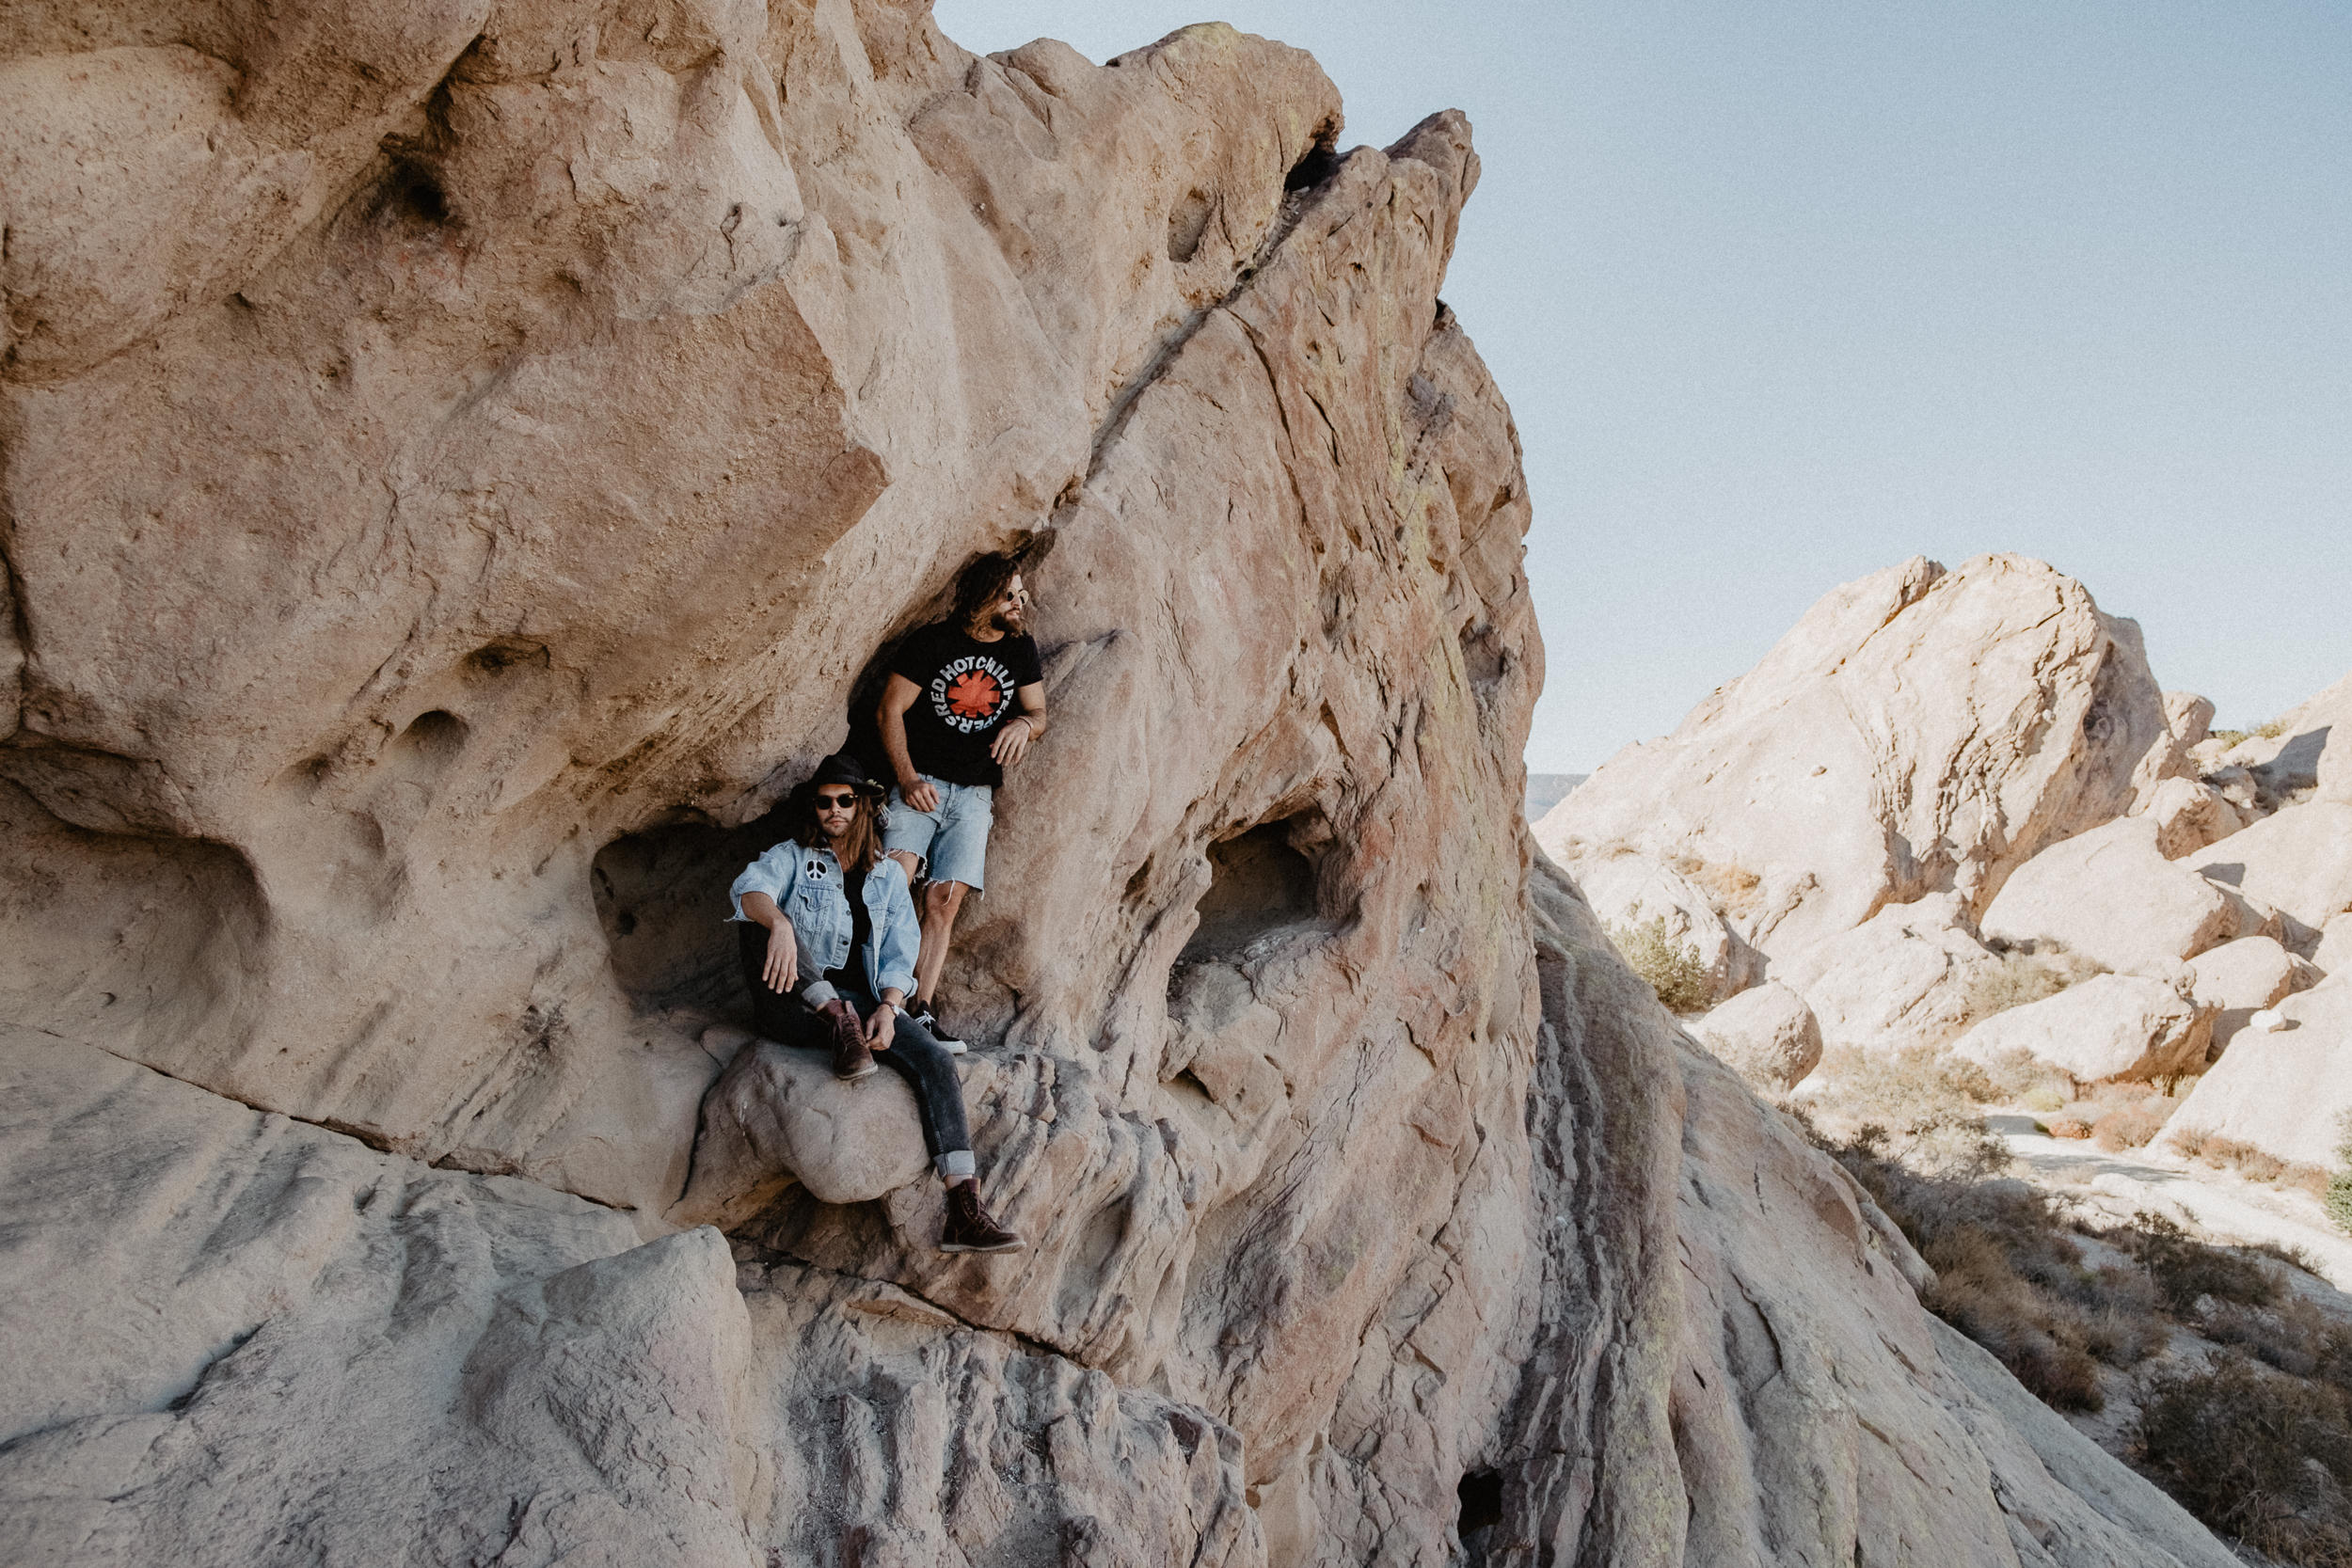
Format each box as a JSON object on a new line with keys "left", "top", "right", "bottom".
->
{"left": 778, "top": 781, "right": 883, "bottom": 873}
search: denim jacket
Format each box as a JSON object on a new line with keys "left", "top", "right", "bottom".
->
{"left": 729, "top": 840, "right": 921, "bottom": 1000}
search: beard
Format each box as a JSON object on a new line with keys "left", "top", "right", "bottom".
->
{"left": 991, "top": 601, "right": 1029, "bottom": 635}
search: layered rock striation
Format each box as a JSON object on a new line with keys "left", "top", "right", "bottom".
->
{"left": 0, "top": 4, "right": 2242, "bottom": 1564}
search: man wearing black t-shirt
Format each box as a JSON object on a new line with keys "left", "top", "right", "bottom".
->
{"left": 877, "top": 554, "right": 1048, "bottom": 1048}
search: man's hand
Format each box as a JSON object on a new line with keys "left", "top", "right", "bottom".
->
{"left": 865, "top": 1001, "right": 897, "bottom": 1050}
{"left": 762, "top": 923, "right": 798, "bottom": 992}
{"left": 990, "top": 715, "right": 1036, "bottom": 768}
{"left": 899, "top": 775, "right": 940, "bottom": 814}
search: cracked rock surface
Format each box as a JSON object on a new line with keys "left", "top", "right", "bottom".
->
{"left": 0, "top": 3, "right": 2243, "bottom": 1564}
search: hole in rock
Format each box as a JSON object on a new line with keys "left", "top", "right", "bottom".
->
{"left": 463, "top": 639, "right": 549, "bottom": 680}
{"left": 1284, "top": 128, "right": 1343, "bottom": 192}
{"left": 592, "top": 813, "right": 779, "bottom": 1013}
{"left": 391, "top": 709, "right": 468, "bottom": 766}
{"left": 377, "top": 155, "right": 453, "bottom": 229}
{"left": 0, "top": 781, "right": 268, "bottom": 1058}
{"left": 1167, "top": 188, "right": 1213, "bottom": 262}
{"left": 1458, "top": 622, "right": 1504, "bottom": 687}
{"left": 1179, "top": 817, "right": 1325, "bottom": 966}
{"left": 1456, "top": 1469, "right": 1503, "bottom": 1537}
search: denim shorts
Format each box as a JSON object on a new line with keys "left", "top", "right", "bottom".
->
{"left": 882, "top": 773, "right": 993, "bottom": 891}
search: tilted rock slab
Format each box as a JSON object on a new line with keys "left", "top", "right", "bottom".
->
{"left": 1534, "top": 553, "right": 2172, "bottom": 958}
{"left": 1983, "top": 815, "right": 2259, "bottom": 976}
{"left": 0, "top": 4, "right": 2243, "bottom": 1564}
{"left": 2193, "top": 799, "right": 2352, "bottom": 945}
{"left": 2137, "top": 773, "right": 2243, "bottom": 861}
{"left": 1771, "top": 891, "right": 2008, "bottom": 1055}
{"left": 2168, "top": 974, "right": 2352, "bottom": 1171}
{"left": 1950, "top": 973, "right": 2216, "bottom": 1085}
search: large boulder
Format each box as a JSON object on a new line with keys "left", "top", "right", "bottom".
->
{"left": 2188, "top": 935, "right": 2316, "bottom": 1013}
{"left": 1572, "top": 850, "right": 1761, "bottom": 1006}
{"left": 1534, "top": 554, "right": 2169, "bottom": 958}
{"left": 1687, "top": 980, "right": 1822, "bottom": 1089}
{"left": 2137, "top": 774, "right": 2243, "bottom": 861}
{"left": 2167, "top": 975, "right": 2352, "bottom": 1170}
{"left": 1950, "top": 973, "right": 2215, "bottom": 1085}
{"left": 2192, "top": 800, "right": 2352, "bottom": 944}
{"left": 672, "top": 1028, "right": 933, "bottom": 1227}
{"left": 1982, "top": 816, "right": 2253, "bottom": 975}
{"left": 1772, "top": 892, "right": 2008, "bottom": 1054}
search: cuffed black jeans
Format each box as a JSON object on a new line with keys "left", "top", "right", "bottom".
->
{"left": 737, "top": 923, "right": 973, "bottom": 1174}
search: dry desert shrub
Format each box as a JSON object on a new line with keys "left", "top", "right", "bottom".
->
{"left": 1603, "top": 915, "right": 1713, "bottom": 1014}
{"left": 2109, "top": 1212, "right": 2282, "bottom": 1315}
{"left": 1803, "top": 1045, "right": 2011, "bottom": 1174}
{"left": 2136, "top": 1355, "right": 2352, "bottom": 1566}
{"left": 2181, "top": 1133, "right": 2333, "bottom": 1196}
{"left": 1817, "top": 1127, "right": 2163, "bottom": 1410}
{"left": 2088, "top": 1090, "right": 2181, "bottom": 1152}
{"left": 1965, "top": 942, "right": 2099, "bottom": 1021}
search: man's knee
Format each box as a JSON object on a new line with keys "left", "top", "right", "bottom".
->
{"left": 887, "top": 848, "right": 923, "bottom": 881}
{"left": 922, "top": 879, "right": 968, "bottom": 922}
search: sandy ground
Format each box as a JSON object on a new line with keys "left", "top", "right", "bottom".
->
{"left": 1993, "top": 1112, "right": 2352, "bottom": 1291}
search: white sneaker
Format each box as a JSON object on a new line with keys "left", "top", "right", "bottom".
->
{"left": 910, "top": 1001, "right": 966, "bottom": 1054}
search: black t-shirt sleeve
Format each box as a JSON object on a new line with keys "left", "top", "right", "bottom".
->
{"left": 1009, "top": 634, "right": 1044, "bottom": 689}
{"left": 887, "top": 626, "right": 940, "bottom": 686}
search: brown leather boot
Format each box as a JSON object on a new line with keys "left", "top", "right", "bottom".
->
{"left": 939, "top": 1180, "right": 1023, "bottom": 1253}
{"left": 818, "top": 999, "right": 875, "bottom": 1081}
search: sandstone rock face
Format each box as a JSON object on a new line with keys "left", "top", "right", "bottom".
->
{"left": 2214, "top": 671, "right": 2352, "bottom": 805}
{"left": 1534, "top": 554, "right": 2169, "bottom": 958}
{"left": 2168, "top": 975, "right": 2352, "bottom": 1170}
{"left": 2193, "top": 800, "right": 2352, "bottom": 944}
{"left": 1688, "top": 979, "right": 1822, "bottom": 1090}
{"left": 1570, "top": 850, "right": 1761, "bottom": 1007}
{"left": 1983, "top": 816, "right": 2251, "bottom": 975}
{"left": 0, "top": 6, "right": 2237, "bottom": 1564}
{"left": 2317, "top": 913, "right": 2352, "bottom": 978}
{"left": 2137, "top": 774, "right": 2243, "bottom": 861}
{"left": 1771, "top": 891, "right": 2007, "bottom": 1054}
{"left": 2163, "top": 691, "right": 2216, "bottom": 752}
{"left": 1950, "top": 973, "right": 2215, "bottom": 1085}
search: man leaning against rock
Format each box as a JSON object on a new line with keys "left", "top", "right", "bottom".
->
{"left": 875, "top": 554, "right": 1047, "bottom": 1049}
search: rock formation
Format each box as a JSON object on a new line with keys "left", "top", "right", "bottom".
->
{"left": 1534, "top": 554, "right": 2175, "bottom": 959}
{"left": 0, "top": 4, "right": 2247, "bottom": 1564}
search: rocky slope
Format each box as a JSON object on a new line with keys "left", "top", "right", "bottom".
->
{"left": 0, "top": 4, "right": 2239, "bottom": 1563}
{"left": 1540, "top": 550, "right": 2349, "bottom": 1225}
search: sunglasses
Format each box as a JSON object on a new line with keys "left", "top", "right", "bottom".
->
{"left": 815, "top": 790, "right": 859, "bottom": 811}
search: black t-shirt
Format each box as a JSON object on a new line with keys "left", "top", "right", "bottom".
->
{"left": 822, "top": 861, "right": 872, "bottom": 990}
{"left": 889, "top": 623, "right": 1044, "bottom": 788}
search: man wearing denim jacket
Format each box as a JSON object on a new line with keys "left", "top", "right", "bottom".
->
{"left": 876, "top": 554, "right": 1047, "bottom": 1050}
{"left": 727, "top": 751, "right": 1022, "bottom": 1251}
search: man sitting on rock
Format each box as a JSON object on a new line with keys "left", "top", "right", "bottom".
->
{"left": 874, "top": 553, "right": 1048, "bottom": 1051}
{"left": 730, "top": 751, "right": 1022, "bottom": 1252}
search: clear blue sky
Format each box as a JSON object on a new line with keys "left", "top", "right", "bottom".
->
{"left": 935, "top": 1, "right": 2352, "bottom": 771}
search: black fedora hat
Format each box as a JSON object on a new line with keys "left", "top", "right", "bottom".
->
{"left": 809, "top": 750, "right": 888, "bottom": 800}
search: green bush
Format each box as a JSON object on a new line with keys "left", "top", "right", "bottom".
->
{"left": 2327, "top": 1114, "right": 2352, "bottom": 1234}
{"left": 1604, "top": 915, "right": 1713, "bottom": 1014}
